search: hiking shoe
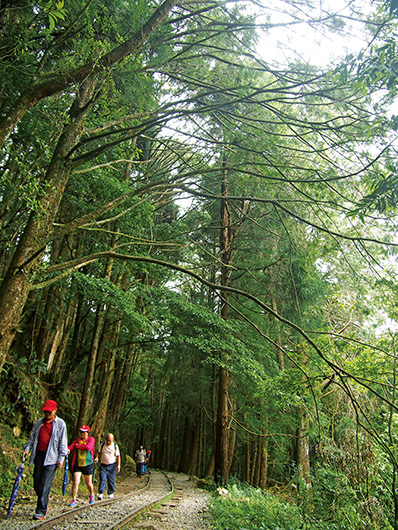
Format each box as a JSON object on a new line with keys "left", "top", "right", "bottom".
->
{"left": 69, "top": 500, "right": 77, "bottom": 508}
{"left": 89, "top": 495, "right": 95, "bottom": 505}
{"left": 33, "top": 514, "right": 46, "bottom": 520}
{"left": 109, "top": 494, "right": 114, "bottom": 499}
{"left": 97, "top": 494, "right": 103, "bottom": 500}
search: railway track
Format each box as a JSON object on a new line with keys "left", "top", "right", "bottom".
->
{"left": 1, "top": 470, "right": 174, "bottom": 530}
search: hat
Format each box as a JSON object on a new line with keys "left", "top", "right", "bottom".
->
{"left": 79, "top": 425, "right": 91, "bottom": 432}
{"left": 42, "top": 400, "right": 57, "bottom": 412}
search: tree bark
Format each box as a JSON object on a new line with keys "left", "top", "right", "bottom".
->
{"left": 0, "top": 0, "right": 177, "bottom": 147}
{"left": 110, "top": 345, "right": 139, "bottom": 424}
{"left": 91, "top": 320, "right": 119, "bottom": 442}
{"left": 297, "top": 407, "right": 312, "bottom": 491}
{"left": 259, "top": 424, "right": 268, "bottom": 489}
{"left": 215, "top": 158, "right": 232, "bottom": 486}
{"left": 0, "top": 76, "right": 97, "bottom": 368}
{"left": 76, "top": 302, "right": 107, "bottom": 429}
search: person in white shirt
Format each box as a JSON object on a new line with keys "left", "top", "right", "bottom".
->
{"left": 135, "top": 445, "right": 146, "bottom": 478}
{"left": 95, "top": 433, "right": 120, "bottom": 499}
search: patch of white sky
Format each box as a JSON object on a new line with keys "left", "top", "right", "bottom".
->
{"left": 249, "top": 0, "right": 372, "bottom": 67}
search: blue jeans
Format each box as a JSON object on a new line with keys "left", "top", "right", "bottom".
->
{"left": 98, "top": 463, "right": 117, "bottom": 495}
{"left": 33, "top": 451, "right": 57, "bottom": 516}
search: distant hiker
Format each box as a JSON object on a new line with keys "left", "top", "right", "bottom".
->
{"left": 67, "top": 425, "right": 95, "bottom": 506}
{"left": 135, "top": 445, "right": 146, "bottom": 478}
{"left": 145, "top": 449, "right": 151, "bottom": 472}
{"left": 96, "top": 433, "right": 121, "bottom": 499}
{"left": 23, "top": 399, "right": 68, "bottom": 521}
{"left": 142, "top": 447, "right": 147, "bottom": 474}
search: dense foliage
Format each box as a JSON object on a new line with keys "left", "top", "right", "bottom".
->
{"left": 2, "top": 0, "right": 398, "bottom": 527}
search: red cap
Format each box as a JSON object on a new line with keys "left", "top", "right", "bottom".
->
{"left": 79, "top": 425, "right": 91, "bottom": 432}
{"left": 42, "top": 400, "right": 57, "bottom": 412}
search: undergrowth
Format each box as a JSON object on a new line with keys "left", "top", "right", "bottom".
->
{"left": 0, "top": 424, "right": 33, "bottom": 504}
{"left": 209, "top": 481, "right": 303, "bottom": 530}
{"left": 208, "top": 478, "right": 394, "bottom": 530}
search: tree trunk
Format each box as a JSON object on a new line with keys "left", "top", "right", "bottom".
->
{"left": 214, "top": 159, "right": 232, "bottom": 485}
{"left": 111, "top": 345, "right": 139, "bottom": 424}
{"left": 57, "top": 293, "right": 87, "bottom": 392}
{"left": 297, "top": 349, "right": 312, "bottom": 492}
{"left": 250, "top": 445, "right": 258, "bottom": 485}
{"left": 204, "top": 450, "right": 215, "bottom": 478}
{"left": 227, "top": 409, "right": 236, "bottom": 476}
{"left": 246, "top": 437, "right": 251, "bottom": 483}
{"left": 76, "top": 302, "right": 107, "bottom": 429}
{"left": 297, "top": 407, "right": 312, "bottom": 491}
{"left": 178, "top": 414, "right": 192, "bottom": 473}
{"left": 259, "top": 424, "right": 268, "bottom": 489}
{"left": 0, "top": 0, "right": 177, "bottom": 147}
{"left": 91, "top": 320, "right": 119, "bottom": 442}
{"left": 0, "top": 76, "right": 97, "bottom": 368}
{"left": 50, "top": 297, "right": 77, "bottom": 381}
{"left": 272, "top": 296, "right": 284, "bottom": 371}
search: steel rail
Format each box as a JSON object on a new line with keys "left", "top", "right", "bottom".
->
{"left": 107, "top": 471, "right": 173, "bottom": 530}
{"left": 26, "top": 472, "right": 155, "bottom": 530}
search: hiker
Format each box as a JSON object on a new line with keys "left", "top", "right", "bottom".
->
{"left": 23, "top": 399, "right": 68, "bottom": 521}
{"left": 67, "top": 425, "right": 95, "bottom": 506}
{"left": 135, "top": 445, "right": 146, "bottom": 478}
{"left": 96, "top": 433, "right": 121, "bottom": 499}
{"left": 144, "top": 449, "right": 151, "bottom": 473}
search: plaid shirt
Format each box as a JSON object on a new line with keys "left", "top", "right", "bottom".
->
{"left": 24, "top": 416, "right": 68, "bottom": 466}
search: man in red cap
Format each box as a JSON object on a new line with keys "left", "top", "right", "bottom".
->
{"left": 23, "top": 399, "right": 68, "bottom": 520}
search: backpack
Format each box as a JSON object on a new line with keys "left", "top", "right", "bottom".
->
{"left": 98, "top": 440, "right": 119, "bottom": 460}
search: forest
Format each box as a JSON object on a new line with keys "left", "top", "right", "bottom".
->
{"left": 1, "top": 0, "right": 398, "bottom": 527}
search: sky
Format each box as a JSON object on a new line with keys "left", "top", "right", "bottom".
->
{"left": 252, "top": 0, "right": 372, "bottom": 67}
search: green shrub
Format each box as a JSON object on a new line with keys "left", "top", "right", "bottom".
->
{"left": 0, "top": 425, "right": 33, "bottom": 501}
{"left": 209, "top": 482, "right": 303, "bottom": 530}
{"left": 208, "top": 477, "right": 394, "bottom": 530}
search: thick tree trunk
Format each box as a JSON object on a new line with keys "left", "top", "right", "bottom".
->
{"left": 157, "top": 405, "right": 168, "bottom": 469}
{"left": 0, "top": 77, "right": 97, "bottom": 368}
{"left": 0, "top": 0, "right": 177, "bottom": 147}
{"left": 91, "top": 321, "right": 119, "bottom": 442}
{"left": 215, "top": 159, "right": 232, "bottom": 485}
{"left": 178, "top": 414, "right": 192, "bottom": 473}
{"left": 76, "top": 302, "right": 107, "bottom": 429}
{"left": 297, "top": 407, "right": 312, "bottom": 491}
{"left": 49, "top": 298, "right": 77, "bottom": 381}
{"left": 259, "top": 425, "right": 268, "bottom": 489}
{"left": 215, "top": 365, "right": 229, "bottom": 485}
{"left": 246, "top": 437, "right": 251, "bottom": 483}
{"left": 205, "top": 450, "right": 215, "bottom": 478}
{"left": 57, "top": 293, "right": 87, "bottom": 392}
{"left": 227, "top": 412, "right": 236, "bottom": 476}
{"left": 297, "top": 349, "right": 312, "bottom": 492}
{"left": 34, "top": 288, "right": 55, "bottom": 364}
{"left": 187, "top": 418, "right": 200, "bottom": 476}
{"left": 110, "top": 345, "right": 139, "bottom": 423}
{"left": 250, "top": 445, "right": 258, "bottom": 485}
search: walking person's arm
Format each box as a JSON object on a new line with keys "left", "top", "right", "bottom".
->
{"left": 56, "top": 420, "right": 68, "bottom": 469}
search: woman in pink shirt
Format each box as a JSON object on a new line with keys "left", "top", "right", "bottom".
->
{"left": 67, "top": 425, "right": 95, "bottom": 507}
